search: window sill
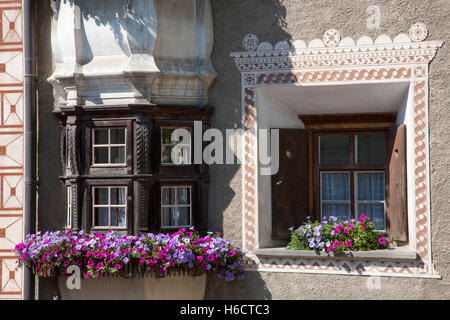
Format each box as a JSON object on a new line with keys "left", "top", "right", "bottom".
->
{"left": 254, "top": 246, "right": 417, "bottom": 262}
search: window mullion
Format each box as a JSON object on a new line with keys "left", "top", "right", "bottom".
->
{"left": 108, "top": 187, "right": 111, "bottom": 227}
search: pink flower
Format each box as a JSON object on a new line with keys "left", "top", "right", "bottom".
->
{"left": 344, "top": 229, "right": 349, "bottom": 234}
{"left": 378, "top": 237, "right": 386, "bottom": 245}
{"left": 361, "top": 225, "right": 367, "bottom": 230}
{"left": 85, "top": 272, "right": 90, "bottom": 279}
{"left": 359, "top": 214, "right": 366, "bottom": 221}
{"left": 346, "top": 240, "right": 352, "bottom": 247}
{"left": 87, "top": 260, "right": 94, "bottom": 267}
{"left": 115, "top": 264, "right": 121, "bottom": 270}
{"left": 97, "top": 262, "right": 104, "bottom": 269}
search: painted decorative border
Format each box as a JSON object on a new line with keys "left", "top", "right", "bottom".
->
{"left": 0, "top": 0, "right": 24, "bottom": 299}
{"left": 231, "top": 24, "right": 443, "bottom": 277}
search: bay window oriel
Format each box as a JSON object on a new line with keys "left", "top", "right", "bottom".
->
{"left": 59, "top": 105, "right": 212, "bottom": 235}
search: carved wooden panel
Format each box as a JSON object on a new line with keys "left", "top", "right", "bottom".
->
{"left": 135, "top": 117, "right": 150, "bottom": 174}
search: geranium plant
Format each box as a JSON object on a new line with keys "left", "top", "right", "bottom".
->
{"left": 287, "top": 214, "right": 388, "bottom": 252}
{"left": 14, "top": 228, "right": 245, "bottom": 282}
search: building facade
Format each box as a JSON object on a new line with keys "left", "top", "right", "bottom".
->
{"left": 0, "top": 0, "right": 449, "bottom": 299}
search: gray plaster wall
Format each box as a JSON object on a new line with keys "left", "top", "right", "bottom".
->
{"left": 205, "top": 0, "right": 450, "bottom": 299}
{"left": 33, "top": 0, "right": 450, "bottom": 299}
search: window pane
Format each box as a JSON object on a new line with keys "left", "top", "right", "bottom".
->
{"left": 162, "top": 207, "right": 173, "bottom": 226}
{"left": 322, "top": 203, "right": 350, "bottom": 220}
{"left": 94, "top": 207, "right": 109, "bottom": 226}
{"left": 110, "top": 207, "right": 118, "bottom": 226}
{"left": 161, "top": 128, "right": 174, "bottom": 144}
{"left": 110, "top": 128, "right": 125, "bottom": 144}
{"left": 110, "top": 146, "right": 125, "bottom": 164}
{"left": 162, "top": 188, "right": 175, "bottom": 205}
{"left": 355, "top": 134, "right": 387, "bottom": 165}
{"left": 176, "top": 207, "right": 190, "bottom": 226}
{"left": 177, "top": 187, "right": 190, "bottom": 205}
{"left": 357, "top": 203, "right": 385, "bottom": 230}
{"left": 94, "top": 188, "right": 109, "bottom": 205}
{"left": 321, "top": 172, "right": 350, "bottom": 201}
{"left": 94, "top": 129, "right": 109, "bottom": 145}
{"left": 111, "top": 187, "right": 126, "bottom": 205}
{"left": 319, "top": 135, "right": 349, "bottom": 165}
{"left": 94, "top": 147, "right": 109, "bottom": 164}
{"left": 356, "top": 172, "right": 385, "bottom": 201}
{"left": 161, "top": 146, "right": 172, "bottom": 164}
{"left": 111, "top": 207, "right": 126, "bottom": 227}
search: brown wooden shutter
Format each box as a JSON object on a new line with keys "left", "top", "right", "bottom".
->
{"left": 271, "top": 129, "right": 308, "bottom": 240}
{"left": 387, "top": 124, "right": 408, "bottom": 241}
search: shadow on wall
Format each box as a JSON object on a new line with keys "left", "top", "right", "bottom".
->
{"left": 204, "top": 272, "right": 272, "bottom": 300}
{"left": 206, "top": 0, "right": 291, "bottom": 299}
{"left": 37, "top": 0, "right": 64, "bottom": 300}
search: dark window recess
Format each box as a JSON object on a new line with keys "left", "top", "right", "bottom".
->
{"left": 272, "top": 118, "right": 408, "bottom": 243}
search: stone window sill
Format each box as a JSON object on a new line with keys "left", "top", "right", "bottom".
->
{"left": 254, "top": 246, "right": 417, "bottom": 262}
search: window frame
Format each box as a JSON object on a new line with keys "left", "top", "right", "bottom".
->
{"left": 313, "top": 129, "right": 389, "bottom": 231}
{"left": 92, "top": 127, "right": 128, "bottom": 167}
{"left": 91, "top": 186, "right": 128, "bottom": 230}
{"left": 156, "top": 180, "right": 200, "bottom": 233}
{"left": 160, "top": 185, "right": 193, "bottom": 229}
{"left": 85, "top": 119, "right": 133, "bottom": 175}
{"left": 160, "top": 126, "right": 192, "bottom": 166}
{"left": 84, "top": 179, "right": 133, "bottom": 234}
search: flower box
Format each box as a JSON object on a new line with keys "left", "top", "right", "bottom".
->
{"left": 57, "top": 273, "right": 207, "bottom": 300}
{"left": 15, "top": 228, "right": 245, "bottom": 300}
{"left": 287, "top": 215, "right": 388, "bottom": 252}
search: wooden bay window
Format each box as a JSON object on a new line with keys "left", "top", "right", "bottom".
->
{"left": 58, "top": 105, "right": 212, "bottom": 235}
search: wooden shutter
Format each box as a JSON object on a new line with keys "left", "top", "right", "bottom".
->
{"left": 387, "top": 125, "right": 408, "bottom": 241}
{"left": 271, "top": 129, "right": 308, "bottom": 240}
